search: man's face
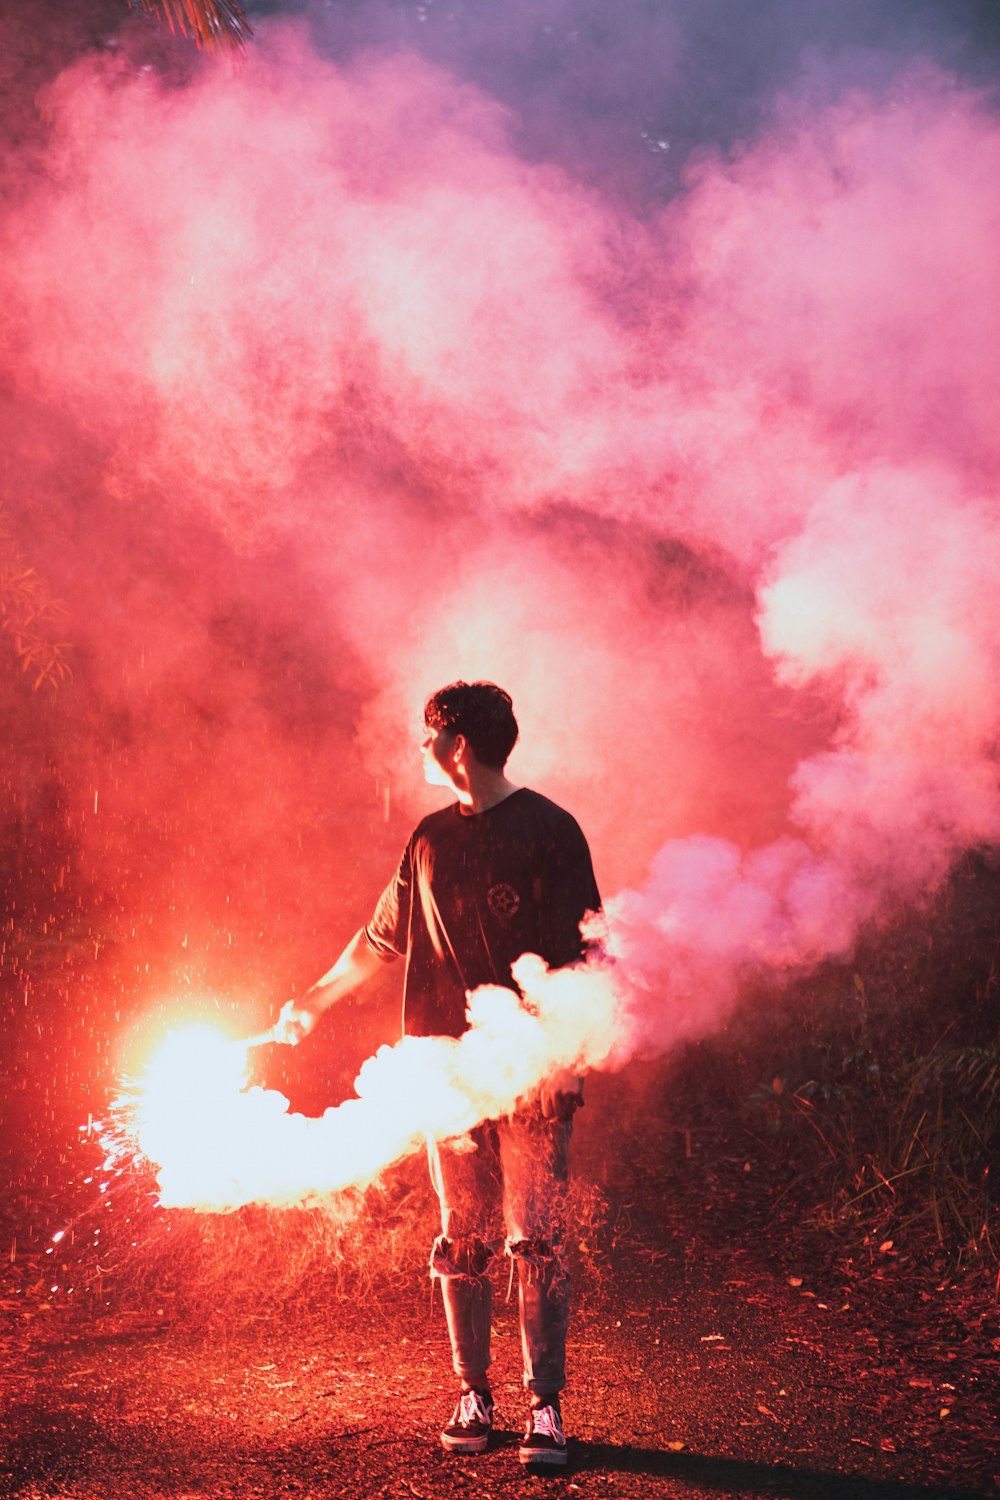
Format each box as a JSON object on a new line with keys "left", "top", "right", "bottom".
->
{"left": 421, "top": 723, "right": 459, "bottom": 788}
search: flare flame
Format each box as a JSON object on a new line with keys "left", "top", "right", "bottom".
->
{"left": 116, "top": 954, "right": 630, "bottom": 1212}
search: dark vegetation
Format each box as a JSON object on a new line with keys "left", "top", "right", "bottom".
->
{"left": 127, "top": 0, "right": 252, "bottom": 55}
{"left": 675, "top": 856, "right": 1000, "bottom": 1288}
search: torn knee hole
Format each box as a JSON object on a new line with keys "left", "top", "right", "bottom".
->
{"left": 430, "top": 1234, "right": 493, "bottom": 1278}
{"left": 507, "top": 1236, "right": 560, "bottom": 1265}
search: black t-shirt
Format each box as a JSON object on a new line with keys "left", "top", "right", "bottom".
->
{"left": 364, "top": 788, "right": 601, "bottom": 1038}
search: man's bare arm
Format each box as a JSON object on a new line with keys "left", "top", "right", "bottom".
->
{"left": 273, "top": 928, "right": 385, "bottom": 1044}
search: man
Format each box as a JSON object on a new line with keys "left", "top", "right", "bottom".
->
{"left": 274, "top": 681, "right": 600, "bottom": 1467}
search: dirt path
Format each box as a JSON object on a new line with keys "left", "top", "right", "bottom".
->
{"left": 3, "top": 1112, "right": 997, "bottom": 1500}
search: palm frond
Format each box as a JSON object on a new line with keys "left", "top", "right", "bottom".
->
{"left": 128, "top": 0, "right": 253, "bottom": 54}
{"left": 0, "top": 509, "right": 72, "bottom": 692}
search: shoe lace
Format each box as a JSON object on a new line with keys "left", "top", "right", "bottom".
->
{"left": 458, "top": 1389, "right": 491, "bottom": 1427}
{"left": 530, "top": 1404, "right": 563, "bottom": 1441}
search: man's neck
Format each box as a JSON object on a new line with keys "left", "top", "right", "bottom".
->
{"left": 455, "top": 770, "right": 520, "bottom": 816}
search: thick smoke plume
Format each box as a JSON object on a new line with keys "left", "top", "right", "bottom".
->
{"left": 1, "top": 5, "right": 998, "bottom": 1187}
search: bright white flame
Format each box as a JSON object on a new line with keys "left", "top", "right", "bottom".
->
{"left": 117, "top": 956, "right": 633, "bottom": 1212}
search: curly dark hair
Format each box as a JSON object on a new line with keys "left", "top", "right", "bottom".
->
{"left": 424, "top": 681, "right": 519, "bottom": 769}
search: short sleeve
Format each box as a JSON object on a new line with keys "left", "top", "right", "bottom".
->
{"left": 363, "top": 840, "right": 412, "bottom": 962}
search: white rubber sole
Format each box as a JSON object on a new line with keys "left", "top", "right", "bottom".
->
{"left": 519, "top": 1443, "right": 568, "bottom": 1467}
{"left": 441, "top": 1432, "right": 490, "bottom": 1455}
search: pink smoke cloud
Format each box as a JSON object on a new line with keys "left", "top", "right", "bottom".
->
{"left": 0, "top": 17, "right": 997, "bottom": 1117}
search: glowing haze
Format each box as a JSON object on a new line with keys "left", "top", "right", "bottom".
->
{"left": 2, "top": 6, "right": 999, "bottom": 1203}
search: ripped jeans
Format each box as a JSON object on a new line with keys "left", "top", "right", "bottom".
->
{"left": 428, "top": 1113, "right": 572, "bottom": 1396}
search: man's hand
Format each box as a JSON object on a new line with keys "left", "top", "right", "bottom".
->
{"left": 536, "top": 1069, "right": 585, "bottom": 1121}
{"left": 272, "top": 997, "right": 321, "bottom": 1047}
{"left": 269, "top": 930, "right": 384, "bottom": 1047}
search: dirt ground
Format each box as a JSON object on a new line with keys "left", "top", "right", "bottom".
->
{"left": 2, "top": 1090, "right": 998, "bottom": 1500}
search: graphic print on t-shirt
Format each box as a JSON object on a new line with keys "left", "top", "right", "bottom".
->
{"left": 487, "top": 881, "right": 521, "bottom": 919}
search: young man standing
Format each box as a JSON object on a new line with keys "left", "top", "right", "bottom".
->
{"left": 274, "top": 681, "right": 600, "bottom": 1466}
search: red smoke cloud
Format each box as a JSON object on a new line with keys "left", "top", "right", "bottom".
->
{"left": 1, "top": 19, "right": 998, "bottom": 1097}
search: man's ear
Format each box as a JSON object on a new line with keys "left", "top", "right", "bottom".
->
{"left": 452, "top": 732, "right": 467, "bottom": 763}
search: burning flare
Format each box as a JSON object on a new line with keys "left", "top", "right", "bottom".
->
{"left": 115, "top": 953, "right": 632, "bottom": 1212}
{"left": 116, "top": 799, "right": 937, "bottom": 1215}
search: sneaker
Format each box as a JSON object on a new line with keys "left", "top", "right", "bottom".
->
{"left": 440, "top": 1387, "right": 494, "bottom": 1455}
{"left": 519, "top": 1401, "right": 568, "bottom": 1467}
